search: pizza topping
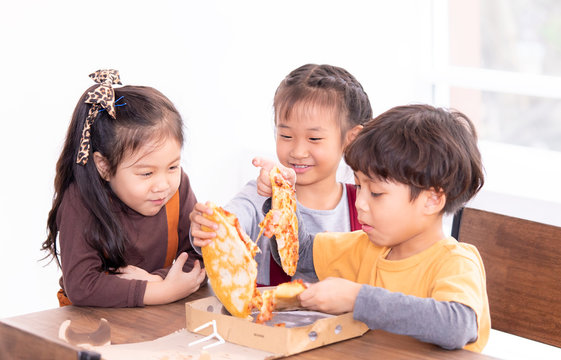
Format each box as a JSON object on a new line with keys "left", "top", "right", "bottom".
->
{"left": 259, "top": 166, "right": 299, "bottom": 276}
{"left": 202, "top": 203, "right": 260, "bottom": 319}
{"left": 255, "top": 280, "right": 307, "bottom": 324}
{"left": 256, "top": 289, "right": 276, "bottom": 324}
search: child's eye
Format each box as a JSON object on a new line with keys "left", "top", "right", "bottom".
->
{"left": 280, "top": 134, "right": 292, "bottom": 139}
{"left": 309, "top": 137, "right": 322, "bottom": 141}
{"left": 140, "top": 172, "right": 152, "bottom": 177}
{"left": 169, "top": 165, "right": 179, "bottom": 171}
{"left": 371, "top": 192, "right": 382, "bottom": 198}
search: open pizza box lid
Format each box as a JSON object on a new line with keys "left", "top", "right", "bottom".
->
{"left": 185, "top": 295, "right": 369, "bottom": 357}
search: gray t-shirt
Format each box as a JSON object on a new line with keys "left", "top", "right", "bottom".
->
{"left": 225, "top": 180, "right": 351, "bottom": 285}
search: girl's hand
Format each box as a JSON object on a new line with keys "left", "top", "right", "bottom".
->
{"left": 252, "top": 157, "right": 296, "bottom": 197}
{"left": 143, "top": 252, "right": 206, "bottom": 305}
{"left": 189, "top": 202, "right": 218, "bottom": 247}
{"left": 117, "top": 265, "right": 162, "bottom": 282}
{"left": 298, "top": 277, "right": 362, "bottom": 314}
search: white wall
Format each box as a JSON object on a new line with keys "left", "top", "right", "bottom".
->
{"left": 0, "top": 0, "right": 435, "bottom": 318}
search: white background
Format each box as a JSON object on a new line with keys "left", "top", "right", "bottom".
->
{"left": 0, "top": 0, "right": 434, "bottom": 317}
{"left": 0, "top": 1, "right": 560, "bottom": 358}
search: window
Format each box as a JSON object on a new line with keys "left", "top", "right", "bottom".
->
{"left": 432, "top": 0, "right": 561, "bottom": 225}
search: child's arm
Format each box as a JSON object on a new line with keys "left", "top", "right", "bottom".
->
{"left": 352, "top": 286, "right": 478, "bottom": 350}
{"left": 300, "top": 281, "right": 476, "bottom": 349}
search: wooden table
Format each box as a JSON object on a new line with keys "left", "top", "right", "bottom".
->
{"left": 0, "top": 285, "right": 498, "bottom": 360}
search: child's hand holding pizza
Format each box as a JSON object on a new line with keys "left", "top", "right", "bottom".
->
{"left": 252, "top": 157, "right": 296, "bottom": 197}
{"left": 189, "top": 202, "right": 219, "bottom": 247}
{"left": 253, "top": 158, "right": 299, "bottom": 277}
{"left": 299, "top": 277, "right": 362, "bottom": 315}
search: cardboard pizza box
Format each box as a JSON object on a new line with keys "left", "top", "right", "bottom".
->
{"left": 185, "top": 295, "right": 369, "bottom": 357}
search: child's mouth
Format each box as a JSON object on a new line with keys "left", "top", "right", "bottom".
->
{"left": 150, "top": 198, "right": 165, "bottom": 206}
{"left": 291, "top": 164, "right": 311, "bottom": 173}
{"left": 362, "top": 224, "right": 374, "bottom": 232}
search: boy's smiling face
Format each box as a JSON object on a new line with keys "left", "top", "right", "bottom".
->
{"left": 354, "top": 171, "right": 445, "bottom": 259}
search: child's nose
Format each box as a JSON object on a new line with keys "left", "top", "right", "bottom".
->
{"left": 354, "top": 189, "right": 369, "bottom": 212}
{"left": 152, "top": 174, "right": 170, "bottom": 193}
{"left": 290, "top": 140, "right": 308, "bottom": 159}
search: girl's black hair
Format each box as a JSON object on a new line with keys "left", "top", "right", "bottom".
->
{"left": 274, "top": 64, "right": 372, "bottom": 139}
{"left": 42, "top": 85, "right": 183, "bottom": 271}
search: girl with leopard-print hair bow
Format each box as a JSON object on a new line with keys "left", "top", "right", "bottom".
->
{"left": 42, "top": 70, "right": 206, "bottom": 308}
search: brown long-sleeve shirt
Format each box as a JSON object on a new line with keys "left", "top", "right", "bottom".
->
{"left": 56, "top": 169, "right": 202, "bottom": 307}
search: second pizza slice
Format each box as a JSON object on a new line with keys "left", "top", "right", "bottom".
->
{"left": 259, "top": 166, "right": 299, "bottom": 276}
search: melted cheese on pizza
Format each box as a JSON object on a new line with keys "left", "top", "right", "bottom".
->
{"left": 259, "top": 166, "right": 299, "bottom": 276}
{"left": 255, "top": 280, "right": 307, "bottom": 324}
{"left": 202, "top": 203, "right": 260, "bottom": 318}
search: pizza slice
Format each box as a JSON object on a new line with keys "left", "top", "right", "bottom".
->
{"left": 259, "top": 166, "right": 299, "bottom": 276}
{"left": 201, "top": 203, "right": 261, "bottom": 319}
{"left": 256, "top": 279, "right": 307, "bottom": 324}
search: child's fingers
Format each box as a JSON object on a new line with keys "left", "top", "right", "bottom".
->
{"left": 256, "top": 177, "right": 273, "bottom": 197}
{"left": 298, "top": 286, "right": 313, "bottom": 304}
{"left": 284, "top": 168, "right": 297, "bottom": 186}
{"left": 198, "top": 268, "right": 206, "bottom": 283}
{"left": 195, "top": 202, "right": 214, "bottom": 215}
{"left": 275, "top": 164, "right": 297, "bottom": 186}
{"left": 173, "top": 252, "right": 188, "bottom": 268}
{"left": 190, "top": 213, "right": 219, "bottom": 232}
{"left": 190, "top": 203, "right": 217, "bottom": 226}
{"left": 192, "top": 260, "right": 206, "bottom": 284}
{"left": 191, "top": 228, "right": 217, "bottom": 239}
{"left": 193, "top": 237, "right": 214, "bottom": 248}
{"left": 252, "top": 157, "right": 277, "bottom": 172}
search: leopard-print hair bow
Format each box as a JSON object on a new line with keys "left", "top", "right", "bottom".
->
{"left": 76, "top": 69, "right": 123, "bottom": 165}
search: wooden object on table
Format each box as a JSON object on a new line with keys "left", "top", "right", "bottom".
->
{"left": 452, "top": 207, "right": 561, "bottom": 348}
{"left": 0, "top": 283, "right": 498, "bottom": 360}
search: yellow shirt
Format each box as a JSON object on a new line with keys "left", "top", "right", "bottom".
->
{"left": 313, "top": 231, "right": 490, "bottom": 352}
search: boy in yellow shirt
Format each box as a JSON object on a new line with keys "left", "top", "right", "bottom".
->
{"left": 257, "top": 104, "right": 490, "bottom": 352}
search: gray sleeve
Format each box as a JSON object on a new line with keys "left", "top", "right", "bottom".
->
{"left": 353, "top": 285, "right": 478, "bottom": 350}
{"left": 224, "top": 180, "right": 267, "bottom": 238}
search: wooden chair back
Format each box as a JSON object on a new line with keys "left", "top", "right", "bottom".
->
{"left": 452, "top": 207, "right": 561, "bottom": 348}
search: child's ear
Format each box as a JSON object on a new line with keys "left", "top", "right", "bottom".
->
{"left": 344, "top": 124, "right": 364, "bottom": 147}
{"left": 423, "top": 188, "right": 446, "bottom": 215}
{"left": 93, "top": 152, "right": 111, "bottom": 181}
